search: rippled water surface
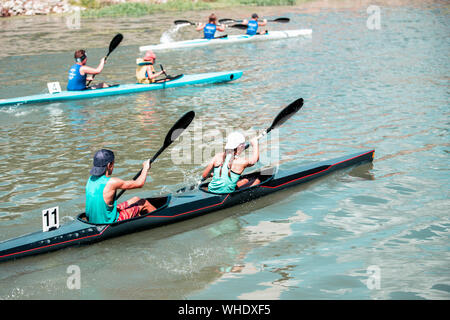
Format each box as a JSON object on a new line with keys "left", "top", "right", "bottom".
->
{"left": 0, "top": 2, "right": 448, "bottom": 300}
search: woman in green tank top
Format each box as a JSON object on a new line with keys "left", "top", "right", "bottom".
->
{"left": 203, "top": 132, "right": 260, "bottom": 194}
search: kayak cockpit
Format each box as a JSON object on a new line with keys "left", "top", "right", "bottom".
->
{"left": 199, "top": 168, "right": 275, "bottom": 194}
{"left": 76, "top": 196, "right": 170, "bottom": 225}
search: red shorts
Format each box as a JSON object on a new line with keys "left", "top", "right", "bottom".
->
{"left": 116, "top": 200, "right": 140, "bottom": 222}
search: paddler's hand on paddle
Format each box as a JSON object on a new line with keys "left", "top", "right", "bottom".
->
{"left": 250, "top": 136, "right": 258, "bottom": 145}
{"left": 142, "top": 160, "right": 151, "bottom": 172}
{"left": 248, "top": 137, "right": 259, "bottom": 166}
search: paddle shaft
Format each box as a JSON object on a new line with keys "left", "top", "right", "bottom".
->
{"left": 86, "top": 52, "right": 111, "bottom": 86}
{"left": 220, "top": 17, "right": 289, "bottom": 24}
{"left": 86, "top": 34, "right": 123, "bottom": 86}
{"left": 116, "top": 110, "right": 195, "bottom": 200}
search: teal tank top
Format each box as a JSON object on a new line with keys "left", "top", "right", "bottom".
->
{"left": 208, "top": 154, "right": 241, "bottom": 194}
{"left": 85, "top": 175, "right": 118, "bottom": 224}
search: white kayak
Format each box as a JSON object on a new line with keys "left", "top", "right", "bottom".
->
{"left": 139, "top": 29, "right": 312, "bottom": 52}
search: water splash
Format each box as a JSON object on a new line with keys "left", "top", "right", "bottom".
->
{"left": 160, "top": 24, "right": 188, "bottom": 44}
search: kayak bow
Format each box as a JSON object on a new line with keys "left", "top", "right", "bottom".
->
{"left": 0, "top": 70, "right": 243, "bottom": 107}
{"left": 0, "top": 150, "right": 374, "bottom": 263}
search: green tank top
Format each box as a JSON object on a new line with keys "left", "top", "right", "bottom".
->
{"left": 85, "top": 175, "right": 118, "bottom": 224}
{"left": 208, "top": 154, "right": 241, "bottom": 194}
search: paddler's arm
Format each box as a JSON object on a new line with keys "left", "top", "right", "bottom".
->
{"left": 217, "top": 24, "right": 226, "bottom": 32}
{"left": 202, "top": 153, "right": 222, "bottom": 179}
{"left": 195, "top": 23, "right": 204, "bottom": 31}
{"left": 80, "top": 57, "right": 106, "bottom": 76}
{"left": 147, "top": 66, "right": 165, "bottom": 80}
{"left": 259, "top": 19, "right": 267, "bottom": 26}
{"left": 202, "top": 160, "right": 214, "bottom": 179}
{"left": 106, "top": 160, "right": 151, "bottom": 197}
{"left": 247, "top": 137, "right": 259, "bottom": 166}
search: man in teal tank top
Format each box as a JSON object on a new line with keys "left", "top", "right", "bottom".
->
{"left": 202, "top": 132, "right": 260, "bottom": 194}
{"left": 85, "top": 149, "right": 156, "bottom": 224}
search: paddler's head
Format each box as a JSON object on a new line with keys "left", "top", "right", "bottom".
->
{"left": 90, "top": 149, "right": 115, "bottom": 177}
{"left": 143, "top": 50, "right": 156, "bottom": 64}
{"left": 74, "top": 50, "right": 87, "bottom": 65}
{"left": 251, "top": 13, "right": 259, "bottom": 20}
{"left": 225, "top": 131, "right": 246, "bottom": 155}
{"left": 209, "top": 13, "right": 217, "bottom": 24}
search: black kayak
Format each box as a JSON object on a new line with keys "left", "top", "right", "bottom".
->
{"left": 0, "top": 149, "right": 375, "bottom": 263}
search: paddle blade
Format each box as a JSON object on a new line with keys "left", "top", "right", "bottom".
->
{"left": 272, "top": 17, "right": 290, "bottom": 23}
{"left": 267, "top": 98, "right": 303, "bottom": 133}
{"left": 230, "top": 24, "right": 248, "bottom": 30}
{"left": 174, "top": 20, "right": 194, "bottom": 25}
{"left": 165, "top": 111, "right": 196, "bottom": 147}
{"left": 218, "top": 18, "right": 234, "bottom": 24}
{"left": 108, "top": 33, "right": 123, "bottom": 56}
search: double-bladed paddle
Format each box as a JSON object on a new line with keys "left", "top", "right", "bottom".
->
{"left": 174, "top": 20, "right": 196, "bottom": 25}
{"left": 176, "top": 98, "right": 303, "bottom": 193}
{"left": 219, "top": 17, "right": 290, "bottom": 24}
{"left": 86, "top": 33, "right": 123, "bottom": 86}
{"left": 116, "top": 110, "right": 196, "bottom": 200}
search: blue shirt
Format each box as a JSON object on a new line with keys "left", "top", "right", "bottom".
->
{"left": 246, "top": 20, "right": 259, "bottom": 36}
{"left": 67, "top": 64, "right": 87, "bottom": 91}
{"left": 204, "top": 23, "right": 217, "bottom": 39}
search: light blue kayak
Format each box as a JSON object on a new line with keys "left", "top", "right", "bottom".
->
{"left": 0, "top": 70, "right": 243, "bottom": 107}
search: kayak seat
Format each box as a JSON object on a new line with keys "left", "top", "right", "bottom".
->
{"left": 76, "top": 196, "right": 171, "bottom": 224}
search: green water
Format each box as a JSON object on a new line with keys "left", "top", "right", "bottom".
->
{"left": 0, "top": 3, "right": 448, "bottom": 300}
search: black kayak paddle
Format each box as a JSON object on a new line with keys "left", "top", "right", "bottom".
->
{"left": 244, "top": 97, "right": 303, "bottom": 149}
{"left": 86, "top": 33, "right": 123, "bottom": 86}
{"left": 229, "top": 24, "right": 249, "bottom": 30}
{"left": 220, "top": 17, "right": 290, "bottom": 24}
{"left": 116, "top": 110, "right": 196, "bottom": 200}
{"left": 174, "top": 20, "right": 196, "bottom": 25}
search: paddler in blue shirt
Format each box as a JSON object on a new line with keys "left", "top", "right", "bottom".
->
{"left": 202, "top": 132, "right": 260, "bottom": 194}
{"left": 242, "top": 13, "right": 267, "bottom": 35}
{"left": 85, "top": 149, "right": 157, "bottom": 224}
{"left": 196, "top": 13, "right": 226, "bottom": 39}
{"left": 67, "top": 50, "right": 111, "bottom": 91}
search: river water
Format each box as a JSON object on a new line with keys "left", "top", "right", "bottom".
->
{"left": 0, "top": 2, "right": 448, "bottom": 300}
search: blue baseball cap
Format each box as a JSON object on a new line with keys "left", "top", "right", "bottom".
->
{"left": 90, "top": 149, "right": 115, "bottom": 176}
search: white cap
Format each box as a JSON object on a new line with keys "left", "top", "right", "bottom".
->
{"left": 225, "top": 131, "right": 245, "bottom": 150}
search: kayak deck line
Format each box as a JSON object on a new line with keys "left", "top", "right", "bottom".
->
{"left": 148, "top": 194, "right": 231, "bottom": 218}
{"left": 0, "top": 70, "right": 243, "bottom": 107}
{"left": 0, "top": 150, "right": 374, "bottom": 263}
{"left": 261, "top": 150, "right": 375, "bottom": 189}
{"left": 139, "top": 29, "right": 313, "bottom": 52}
{"left": 0, "top": 226, "right": 108, "bottom": 260}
